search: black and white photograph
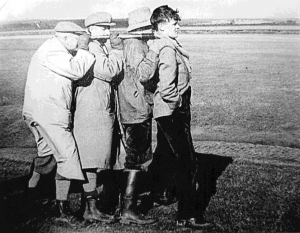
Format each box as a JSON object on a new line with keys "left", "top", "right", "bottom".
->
{"left": 0, "top": 0, "right": 299, "bottom": 232}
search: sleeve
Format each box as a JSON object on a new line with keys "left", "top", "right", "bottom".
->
{"left": 137, "top": 50, "right": 159, "bottom": 84}
{"left": 158, "top": 47, "right": 182, "bottom": 110}
{"left": 45, "top": 49, "right": 95, "bottom": 80}
{"left": 89, "top": 43, "right": 123, "bottom": 82}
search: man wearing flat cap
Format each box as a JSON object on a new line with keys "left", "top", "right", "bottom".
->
{"left": 22, "top": 22, "right": 95, "bottom": 225}
{"left": 72, "top": 11, "right": 124, "bottom": 223}
{"left": 23, "top": 21, "right": 95, "bottom": 226}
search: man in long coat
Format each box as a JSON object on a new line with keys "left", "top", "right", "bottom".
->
{"left": 22, "top": 21, "right": 95, "bottom": 226}
{"left": 72, "top": 12, "right": 124, "bottom": 223}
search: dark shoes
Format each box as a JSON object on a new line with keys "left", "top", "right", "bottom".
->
{"left": 176, "top": 217, "right": 212, "bottom": 229}
{"left": 54, "top": 200, "right": 87, "bottom": 228}
{"left": 83, "top": 198, "right": 118, "bottom": 224}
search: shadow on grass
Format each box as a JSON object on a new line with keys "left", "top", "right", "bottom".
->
{"left": 194, "top": 152, "right": 233, "bottom": 217}
{"left": 138, "top": 152, "right": 234, "bottom": 220}
{"left": 0, "top": 171, "right": 57, "bottom": 233}
{"left": 0, "top": 152, "right": 233, "bottom": 233}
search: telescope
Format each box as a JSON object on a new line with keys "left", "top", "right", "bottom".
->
{"left": 90, "top": 33, "right": 155, "bottom": 40}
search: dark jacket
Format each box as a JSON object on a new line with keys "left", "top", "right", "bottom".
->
{"left": 118, "top": 39, "right": 154, "bottom": 124}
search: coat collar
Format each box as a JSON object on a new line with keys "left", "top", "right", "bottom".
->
{"left": 92, "top": 40, "right": 109, "bottom": 55}
{"left": 154, "top": 33, "right": 189, "bottom": 59}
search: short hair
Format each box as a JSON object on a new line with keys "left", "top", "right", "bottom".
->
{"left": 150, "top": 5, "right": 181, "bottom": 31}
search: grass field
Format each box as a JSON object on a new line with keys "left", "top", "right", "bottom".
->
{"left": 1, "top": 34, "right": 300, "bottom": 232}
{"left": 186, "top": 34, "right": 300, "bottom": 148}
{"left": 1, "top": 34, "right": 300, "bottom": 148}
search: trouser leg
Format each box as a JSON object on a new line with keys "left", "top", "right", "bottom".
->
{"left": 24, "top": 117, "right": 56, "bottom": 198}
{"left": 120, "top": 119, "right": 156, "bottom": 224}
{"left": 100, "top": 170, "right": 122, "bottom": 215}
{"left": 155, "top": 112, "right": 195, "bottom": 220}
{"left": 56, "top": 179, "right": 70, "bottom": 201}
{"left": 151, "top": 125, "right": 177, "bottom": 205}
{"left": 28, "top": 171, "right": 41, "bottom": 188}
{"left": 122, "top": 119, "right": 152, "bottom": 170}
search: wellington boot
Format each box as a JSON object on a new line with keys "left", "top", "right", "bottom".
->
{"left": 120, "top": 197, "right": 156, "bottom": 225}
{"left": 120, "top": 170, "right": 156, "bottom": 225}
{"left": 83, "top": 198, "right": 118, "bottom": 223}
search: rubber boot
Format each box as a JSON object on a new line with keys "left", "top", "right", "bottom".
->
{"left": 54, "top": 200, "right": 86, "bottom": 227}
{"left": 120, "top": 170, "right": 156, "bottom": 225}
{"left": 83, "top": 197, "right": 117, "bottom": 223}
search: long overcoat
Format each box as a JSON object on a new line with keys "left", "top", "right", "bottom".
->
{"left": 73, "top": 40, "right": 124, "bottom": 170}
{"left": 22, "top": 36, "right": 95, "bottom": 180}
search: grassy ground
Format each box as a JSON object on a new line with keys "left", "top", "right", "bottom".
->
{"left": 1, "top": 144, "right": 300, "bottom": 232}
{"left": 1, "top": 34, "right": 300, "bottom": 232}
{"left": 1, "top": 34, "right": 300, "bottom": 148}
{"left": 187, "top": 34, "right": 300, "bottom": 148}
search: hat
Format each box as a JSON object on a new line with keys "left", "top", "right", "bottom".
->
{"left": 127, "top": 7, "right": 152, "bottom": 32}
{"left": 54, "top": 21, "right": 85, "bottom": 34}
{"left": 85, "top": 12, "right": 116, "bottom": 27}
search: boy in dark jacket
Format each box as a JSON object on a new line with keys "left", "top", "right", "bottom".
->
{"left": 139, "top": 5, "right": 211, "bottom": 229}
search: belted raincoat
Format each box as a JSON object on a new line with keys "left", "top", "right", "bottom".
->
{"left": 22, "top": 36, "right": 95, "bottom": 180}
{"left": 73, "top": 40, "right": 124, "bottom": 170}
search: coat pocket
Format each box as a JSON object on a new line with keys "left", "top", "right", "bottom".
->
{"left": 119, "top": 73, "right": 149, "bottom": 115}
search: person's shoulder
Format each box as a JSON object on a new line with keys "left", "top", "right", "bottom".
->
{"left": 38, "top": 37, "right": 63, "bottom": 53}
{"left": 124, "top": 38, "right": 145, "bottom": 48}
{"left": 156, "top": 37, "right": 175, "bottom": 49}
{"left": 88, "top": 40, "right": 100, "bottom": 49}
{"left": 88, "top": 40, "right": 105, "bottom": 54}
{"left": 40, "top": 37, "right": 56, "bottom": 47}
{"left": 124, "top": 39, "right": 147, "bottom": 56}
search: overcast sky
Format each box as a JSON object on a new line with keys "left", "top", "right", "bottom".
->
{"left": 0, "top": 0, "right": 299, "bottom": 22}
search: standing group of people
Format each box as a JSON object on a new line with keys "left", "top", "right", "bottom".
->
{"left": 23, "top": 5, "right": 211, "bottom": 229}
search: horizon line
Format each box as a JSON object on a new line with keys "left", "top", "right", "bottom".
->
{"left": 1, "top": 17, "right": 299, "bottom": 23}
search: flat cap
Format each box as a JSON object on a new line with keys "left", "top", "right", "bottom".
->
{"left": 85, "top": 12, "right": 116, "bottom": 27}
{"left": 54, "top": 21, "right": 86, "bottom": 34}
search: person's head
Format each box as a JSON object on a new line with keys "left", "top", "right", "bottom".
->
{"left": 127, "top": 7, "right": 153, "bottom": 36}
{"left": 85, "top": 12, "right": 116, "bottom": 43}
{"left": 54, "top": 21, "right": 86, "bottom": 51}
{"left": 150, "top": 5, "right": 181, "bottom": 39}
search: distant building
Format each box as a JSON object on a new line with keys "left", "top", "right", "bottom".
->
{"left": 211, "top": 20, "right": 234, "bottom": 25}
{"left": 286, "top": 20, "right": 296, "bottom": 25}
{"left": 233, "top": 19, "right": 273, "bottom": 25}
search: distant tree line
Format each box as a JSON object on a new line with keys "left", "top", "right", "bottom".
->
{"left": 0, "top": 18, "right": 299, "bottom": 32}
{"left": 0, "top": 18, "right": 128, "bottom": 32}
